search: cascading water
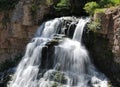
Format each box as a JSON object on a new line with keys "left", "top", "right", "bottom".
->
{"left": 8, "top": 17, "right": 108, "bottom": 87}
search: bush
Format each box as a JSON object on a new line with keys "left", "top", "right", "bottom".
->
{"left": 55, "top": 0, "right": 71, "bottom": 10}
{"left": 100, "top": 0, "right": 120, "bottom": 7}
{"left": 84, "top": 2, "right": 100, "bottom": 15}
{"left": 84, "top": 0, "right": 120, "bottom": 15}
{"left": 87, "top": 19, "right": 101, "bottom": 32}
{"left": 99, "top": 0, "right": 113, "bottom": 7}
{"left": 110, "top": 0, "right": 120, "bottom": 5}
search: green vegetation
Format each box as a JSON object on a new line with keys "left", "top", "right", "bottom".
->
{"left": 84, "top": 0, "right": 120, "bottom": 31}
{"left": 0, "top": 55, "right": 22, "bottom": 72}
{"left": 55, "top": 0, "right": 71, "bottom": 10}
{"left": 54, "top": 71, "right": 66, "bottom": 83}
{"left": 0, "top": 0, "right": 20, "bottom": 11}
{"left": 49, "top": 71, "right": 67, "bottom": 87}
{"left": 94, "top": 8, "right": 106, "bottom": 14}
{"left": 100, "top": 0, "right": 120, "bottom": 7}
{"left": 87, "top": 19, "right": 101, "bottom": 32}
{"left": 112, "top": 0, "right": 120, "bottom": 4}
{"left": 84, "top": 2, "right": 99, "bottom": 15}
{"left": 51, "top": 82, "right": 59, "bottom": 87}
{"left": 84, "top": 0, "right": 120, "bottom": 15}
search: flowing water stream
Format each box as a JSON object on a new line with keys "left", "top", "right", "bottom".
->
{"left": 8, "top": 17, "right": 108, "bottom": 87}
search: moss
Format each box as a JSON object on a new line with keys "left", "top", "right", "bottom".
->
{"left": 95, "top": 8, "right": 106, "bottom": 14}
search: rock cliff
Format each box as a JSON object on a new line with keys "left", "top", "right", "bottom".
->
{"left": 94, "top": 6, "right": 120, "bottom": 64}
{"left": 88, "top": 6, "right": 120, "bottom": 87}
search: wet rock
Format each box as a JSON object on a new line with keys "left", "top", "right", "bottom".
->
{"left": 43, "top": 70, "right": 68, "bottom": 84}
{"left": 0, "top": 68, "right": 16, "bottom": 87}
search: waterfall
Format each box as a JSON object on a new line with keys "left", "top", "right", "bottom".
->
{"left": 8, "top": 17, "right": 108, "bottom": 87}
{"left": 73, "top": 18, "right": 90, "bottom": 42}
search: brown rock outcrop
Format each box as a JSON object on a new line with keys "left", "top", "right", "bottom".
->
{"left": 92, "top": 6, "right": 120, "bottom": 87}
{"left": 94, "top": 6, "right": 120, "bottom": 63}
{"left": 0, "top": 0, "right": 51, "bottom": 62}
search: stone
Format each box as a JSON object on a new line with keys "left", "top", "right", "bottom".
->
{"left": 90, "top": 6, "right": 120, "bottom": 87}
{"left": 22, "top": 4, "right": 33, "bottom": 26}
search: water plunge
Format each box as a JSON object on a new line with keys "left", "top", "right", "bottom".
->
{"left": 8, "top": 17, "right": 108, "bottom": 87}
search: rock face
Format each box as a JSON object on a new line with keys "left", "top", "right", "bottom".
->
{"left": 90, "top": 6, "right": 120, "bottom": 87}
{"left": 0, "top": 0, "right": 48, "bottom": 62}
{"left": 94, "top": 6, "right": 120, "bottom": 64}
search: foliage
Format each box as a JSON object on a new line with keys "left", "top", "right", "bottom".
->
{"left": 50, "top": 71, "right": 67, "bottom": 87}
{"left": 87, "top": 19, "right": 101, "bottom": 32}
{"left": 84, "top": 2, "right": 100, "bottom": 15}
{"left": 84, "top": 0, "right": 120, "bottom": 15}
{"left": 55, "top": 0, "right": 71, "bottom": 10}
{"left": 111, "top": 0, "right": 120, "bottom": 5}
{"left": 94, "top": 8, "right": 106, "bottom": 14}
{"left": 100, "top": 0, "right": 120, "bottom": 7}
{"left": 54, "top": 71, "right": 66, "bottom": 83}
{"left": 0, "top": 0, "right": 20, "bottom": 11}
{"left": 99, "top": 0, "right": 113, "bottom": 7}
{"left": 51, "top": 82, "right": 59, "bottom": 87}
{"left": 0, "top": 55, "right": 22, "bottom": 72}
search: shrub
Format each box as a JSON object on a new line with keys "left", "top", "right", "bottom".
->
{"left": 87, "top": 19, "right": 101, "bottom": 32}
{"left": 84, "top": 2, "right": 100, "bottom": 15}
{"left": 55, "top": 0, "right": 71, "bottom": 10}
{"left": 100, "top": 0, "right": 120, "bottom": 7}
{"left": 99, "top": 0, "right": 114, "bottom": 7}
{"left": 84, "top": 0, "right": 120, "bottom": 15}
{"left": 110, "top": 0, "right": 120, "bottom": 5}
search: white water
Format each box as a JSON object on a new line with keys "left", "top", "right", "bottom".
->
{"left": 8, "top": 17, "right": 108, "bottom": 87}
{"left": 73, "top": 18, "right": 90, "bottom": 42}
